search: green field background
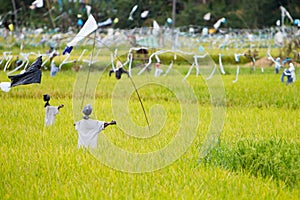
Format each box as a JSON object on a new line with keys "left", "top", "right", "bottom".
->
{"left": 0, "top": 66, "right": 299, "bottom": 199}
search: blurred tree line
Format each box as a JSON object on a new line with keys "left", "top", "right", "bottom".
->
{"left": 1, "top": 0, "right": 300, "bottom": 31}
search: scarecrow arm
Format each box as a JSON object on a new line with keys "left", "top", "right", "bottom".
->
{"left": 109, "top": 69, "right": 115, "bottom": 77}
{"left": 121, "top": 68, "right": 130, "bottom": 77}
{"left": 104, "top": 120, "right": 116, "bottom": 128}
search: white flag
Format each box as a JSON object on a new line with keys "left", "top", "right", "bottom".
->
{"left": 141, "top": 10, "right": 149, "bottom": 19}
{"left": 68, "top": 15, "right": 97, "bottom": 47}
{"left": 98, "top": 18, "right": 112, "bottom": 27}
{"left": 213, "top": 17, "right": 226, "bottom": 30}
{"left": 203, "top": 12, "right": 211, "bottom": 21}
{"left": 32, "top": 0, "right": 43, "bottom": 8}
{"left": 0, "top": 82, "right": 11, "bottom": 92}
{"left": 86, "top": 5, "right": 92, "bottom": 16}
{"left": 153, "top": 20, "right": 160, "bottom": 30}
{"left": 129, "top": 5, "right": 138, "bottom": 20}
{"left": 276, "top": 19, "right": 280, "bottom": 26}
{"left": 280, "top": 6, "right": 293, "bottom": 23}
{"left": 30, "top": 0, "right": 43, "bottom": 9}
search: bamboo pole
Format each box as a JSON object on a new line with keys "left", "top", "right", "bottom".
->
{"left": 45, "top": 0, "right": 56, "bottom": 28}
{"left": 172, "top": 0, "right": 176, "bottom": 50}
{"left": 11, "top": 0, "right": 18, "bottom": 33}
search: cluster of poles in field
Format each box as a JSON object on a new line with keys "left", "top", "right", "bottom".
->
{"left": 0, "top": 25, "right": 299, "bottom": 83}
{"left": 1, "top": 25, "right": 299, "bottom": 50}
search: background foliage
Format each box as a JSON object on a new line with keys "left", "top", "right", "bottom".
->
{"left": 1, "top": 0, "right": 300, "bottom": 31}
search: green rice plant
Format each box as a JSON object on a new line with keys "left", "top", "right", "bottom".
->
{"left": 1, "top": 68, "right": 300, "bottom": 199}
{"left": 201, "top": 139, "right": 300, "bottom": 188}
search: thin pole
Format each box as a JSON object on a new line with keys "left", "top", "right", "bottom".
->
{"left": 172, "top": 0, "right": 176, "bottom": 50}
{"left": 11, "top": 0, "right": 18, "bottom": 33}
{"left": 281, "top": 8, "right": 284, "bottom": 34}
{"left": 81, "top": 31, "right": 97, "bottom": 109}
{"left": 45, "top": 0, "right": 56, "bottom": 28}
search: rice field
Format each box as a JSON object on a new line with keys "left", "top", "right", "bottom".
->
{"left": 0, "top": 64, "right": 299, "bottom": 199}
